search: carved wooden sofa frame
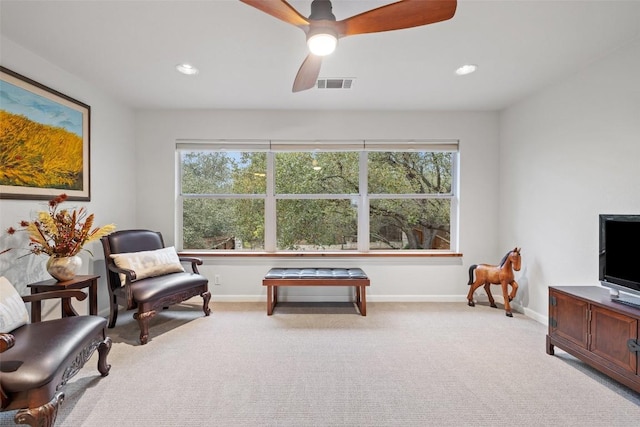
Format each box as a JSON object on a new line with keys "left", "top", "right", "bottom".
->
{"left": 0, "top": 289, "right": 111, "bottom": 427}
{"left": 101, "top": 229, "right": 211, "bottom": 345}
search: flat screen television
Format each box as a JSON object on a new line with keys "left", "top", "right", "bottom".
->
{"left": 599, "top": 214, "right": 640, "bottom": 307}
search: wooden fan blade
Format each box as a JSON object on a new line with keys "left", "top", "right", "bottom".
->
{"left": 239, "top": 0, "right": 309, "bottom": 29}
{"left": 337, "top": 0, "right": 457, "bottom": 37}
{"left": 292, "top": 54, "right": 323, "bottom": 92}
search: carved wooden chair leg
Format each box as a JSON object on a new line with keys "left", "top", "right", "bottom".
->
{"left": 14, "top": 392, "right": 64, "bottom": 427}
{"left": 107, "top": 296, "right": 118, "bottom": 328}
{"left": 97, "top": 337, "right": 112, "bottom": 376}
{"left": 202, "top": 291, "right": 212, "bottom": 316}
{"left": 134, "top": 310, "right": 156, "bottom": 345}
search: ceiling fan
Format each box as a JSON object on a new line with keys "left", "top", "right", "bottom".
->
{"left": 239, "top": 0, "right": 458, "bottom": 92}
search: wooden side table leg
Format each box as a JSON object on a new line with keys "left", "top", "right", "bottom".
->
{"left": 360, "top": 286, "right": 367, "bottom": 316}
{"left": 89, "top": 279, "right": 98, "bottom": 315}
{"left": 30, "top": 287, "right": 42, "bottom": 323}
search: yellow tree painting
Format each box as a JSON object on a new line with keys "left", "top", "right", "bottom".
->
{"left": 0, "top": 67, "right": 90, "bottom": 200}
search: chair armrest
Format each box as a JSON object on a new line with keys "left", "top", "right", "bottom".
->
{"left": 0, "top": 333, "right": 15, "bottom": 353}
{"left": 179, "top": 256, "right": 203, "bottom": 274}
{"left": 106, "top": 263, "right": 137, "bottom": 282}
{"left": 179, "top": 256, "right": 203, "bottom": 265}
{"left": 21, "top": 290, "right": 89, "bottom": 323}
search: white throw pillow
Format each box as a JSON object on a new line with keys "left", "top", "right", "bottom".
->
{"left": 0, "top": 276, "right": 30, "bottom": 333}
{"left": 110, "top": 246, "right": 185, "bottom": 285}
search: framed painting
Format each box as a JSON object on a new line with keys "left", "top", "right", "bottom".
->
{"left": 0, "top": 66, "right": 91, "bottom": 201}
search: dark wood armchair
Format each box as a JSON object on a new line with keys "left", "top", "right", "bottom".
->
{"left": 101, "top": 229, "right": 211, "bottom": 345}
{"left": 0, "top": 282, "right": 111, "bottom": 427}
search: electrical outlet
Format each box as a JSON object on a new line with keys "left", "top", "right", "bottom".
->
{"left": 214, "top": 274, "right": 221, "bottom": 285}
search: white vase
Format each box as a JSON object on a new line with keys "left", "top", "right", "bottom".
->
{"left": 46, "top": 255, "right": 82, "bottom": 281}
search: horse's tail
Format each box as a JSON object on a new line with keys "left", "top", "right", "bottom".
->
{"left": 468, "top": 264, "right": 478, "bottom": 286}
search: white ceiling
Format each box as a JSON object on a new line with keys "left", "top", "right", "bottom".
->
{"left": 1, "top": 0, "right": 639, "bottom": 111}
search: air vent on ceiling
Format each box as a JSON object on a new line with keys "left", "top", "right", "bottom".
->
{"left": 316, "top": 78, "right": 355, "bottom": 89}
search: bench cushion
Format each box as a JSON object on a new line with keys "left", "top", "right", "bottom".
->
{"left": 264, "top": 268, "right": 368, "bottom": 279}
{"left": 1, "top": 315, "right": 106, "bottom": 393}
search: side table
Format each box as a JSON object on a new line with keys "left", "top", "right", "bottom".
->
{"left": 27, "top": 274, "right": 99, "bottom": 322}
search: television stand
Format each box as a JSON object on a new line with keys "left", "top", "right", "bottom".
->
{"left": 547, "top": 286, "right": 640, "bottom": 393}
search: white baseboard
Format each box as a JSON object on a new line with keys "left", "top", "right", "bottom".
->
{"left": 176, "top": 294, "right": 548, "bottom": 325}
{"left": 211, "top": 294, "right": 469, "bottom": 303}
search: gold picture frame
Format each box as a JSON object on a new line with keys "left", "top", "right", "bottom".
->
{"left": 0, "top": 66, "right": 90, "bottom": 201}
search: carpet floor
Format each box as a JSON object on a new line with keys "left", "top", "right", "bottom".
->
{"left": 2, "top": 300, "right": 639, "bottom": 426}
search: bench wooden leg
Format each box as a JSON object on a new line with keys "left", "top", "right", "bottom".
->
{"left": 358, "top": 286, "right": 367, "bottom": 316}
{"left": 267, "top": 285, "right": 277, "bottom": 315}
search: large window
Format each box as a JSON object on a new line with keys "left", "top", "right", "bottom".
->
{"left": 177, "top": 140, "right": 458, "bottom": 253}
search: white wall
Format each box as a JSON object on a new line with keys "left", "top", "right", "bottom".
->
{"left": 0, "top": 37, "right": 138, "bottom": 316}
{"left": 499, "top": 39, "right": 640, "bottom": 322}
{"left": 135, "top": 110, "right": 502, "bottom": 305}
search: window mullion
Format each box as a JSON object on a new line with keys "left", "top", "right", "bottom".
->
{"left": 265, "top": 152, "right": 276, "bottom": 251}
{"left": 176, "top": 151, "right": 184, "bottom": 249}
{"left": 358, "top": 151, "right": 369, "bottom": 252}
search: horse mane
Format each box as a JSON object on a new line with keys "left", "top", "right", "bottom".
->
{"left": 498, "top": 250, "right": 512, "bottom": 267}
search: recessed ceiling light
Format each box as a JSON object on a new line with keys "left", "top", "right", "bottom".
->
{"left": 455, "top": 64, "right": 477, "bottom": 76}
{"left": 176, "top": 63, "right": 199, "bottom": 75}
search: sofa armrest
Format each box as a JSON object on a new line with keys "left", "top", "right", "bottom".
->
{"left": 179, "top": 256, "right": 203, "bottom": 274}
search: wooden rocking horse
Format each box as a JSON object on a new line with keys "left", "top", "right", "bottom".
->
{"left": 467, "top": 247, "right": 521, "bottom": 317}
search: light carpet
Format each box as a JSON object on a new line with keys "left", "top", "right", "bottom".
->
{"left": 2, "top": 300, "right": 639, "bottom": 426}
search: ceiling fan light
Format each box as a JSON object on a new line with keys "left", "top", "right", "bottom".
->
{"left": 307, "top": 32, "right": 337, "bottom": 56}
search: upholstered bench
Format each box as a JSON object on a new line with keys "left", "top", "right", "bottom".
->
{"left": 262, "top": 268, "right": 370, "bottom": 316}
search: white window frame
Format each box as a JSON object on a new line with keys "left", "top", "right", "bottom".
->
{"left": 176, "top": 139, "right": 459, "bottom": 253}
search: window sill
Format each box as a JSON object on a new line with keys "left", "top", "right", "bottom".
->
{"left": 179, "top": 251, "right": 462, "bottom": 258}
